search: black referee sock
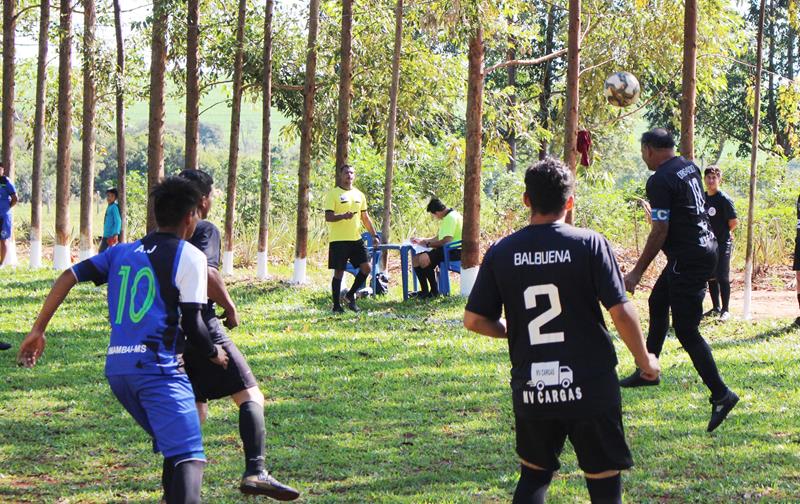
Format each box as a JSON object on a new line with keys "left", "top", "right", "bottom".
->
{"left": 413, "top": 267, "right": 429, "bottom": 294}
{"left": 332, "top": 277, "right": 343, "bottom": 308}
{"left": 708, "top": 280, "right": 720, "bottom": 310}
{"left": 513, "top": 465, "right": 552, "bottom": 504}
{"left": 239, "top": 401, "right": 266, "bottom": 476}
{"left": 585, "top": 474, "right": 622, "bottom": 504}
{"left": 347, "top": 272, "right": 368, "bottom": 298}
{"left": 424, "top": 266, "right": 439, "bottom": 295}
{"left": 170, "top": 460, "right": 204, "bottom": 504}
{"left": 720, "top": 281, "right": 731, "bottom": 312}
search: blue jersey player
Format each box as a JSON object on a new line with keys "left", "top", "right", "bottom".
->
{"left": 18, "top": 177, "right": 229, "bottom": 504}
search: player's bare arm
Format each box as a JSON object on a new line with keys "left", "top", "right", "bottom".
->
{"left": 208, "top": 267, "right": 239, "bottom": 329}
{"left": 608, "top": 302, "right": 660, "bottom": 380}
{"left": 360, "top": 211, "right": 380, "bottom": 243}
{"left": 325, "top": 210, "right": 355, "bottom": 222}
{"left": 9, "top": 192, "right": 17, "bottom": 208}
{"left": 624, "top": 220, "right": 668, "bottom": 293}
{"left": 181, "top": 303, "right": 229, "bottom": 369}
{"left": 17, "top": 270, "right": 78, "bottom": 368}
{"left": 728, "top": 218, "right": 738, "bottom": 232}
{"left": 463, "top": 310, "right": 507, "bottom": 339}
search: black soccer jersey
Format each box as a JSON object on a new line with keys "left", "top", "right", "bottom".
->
{"left": 704, "top": 191, "right": 737, "bottom": 249}
{"left": 646, "top": 157, "right": 716, "bottom": 261}
{"left": 466, "top": 223, "right": 628, "bottom": 419}
{"left": 189, "top": 220, "right": 221, "bottom": 319}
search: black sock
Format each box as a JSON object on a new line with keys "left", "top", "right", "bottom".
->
{"left": 585, "top": 474, "right": 622, "bottom": 504}
{"left": 708, "top": 281, "right": 720, "bottom": 310}
{"left": 332, "top": 277, "right": 342, "bottom": 308}
{"left": 169, "top": 459, "right": 204, "bottom": 504}
{"left": 347, "top": 272, "right": 367, "bottom": 298}
{"left": 162, "top": 457, "right": 175, "bottom": 502}
{"left": 239, "top": 401, "right": 266, "bottom": 476}
{"left": 683, "top": 339, "right": 727, "bottom": 399}
{"left": 413, "top": 267, "right": 429, "bottom": 294}
{"left": 512, "top": 465, "right": 552, "bottom": 504}
{"left": 424, "top": 267, "right": 439, "bottom": 295}
{"left": 720, "top": 281, "right": 731, "bottom": 312}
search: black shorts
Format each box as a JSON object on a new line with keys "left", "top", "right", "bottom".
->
{"left": 183, "top": 318, "right": 258, "bottom": 402}
{"left": 426, "top": 247, "right": 461, "bottom": 268}
{"left": 711, "top": 247, "right": 731, "bottom": 283}
{"left": 328, "top": 240, "right": 369, "bottom": 271}
{"left": 793, "top": 234, "right": 799, "bottom": 271}
{"left": 515, "top": 405, "right": 633, "bottom": 474}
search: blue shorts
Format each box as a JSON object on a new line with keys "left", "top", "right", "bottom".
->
{"left": 0, "top": 213, "right": 10, "bottom": 240}
{"left": 107, "top": 373, "right": 206, "bottom": 463}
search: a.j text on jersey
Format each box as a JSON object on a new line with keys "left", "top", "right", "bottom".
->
{"left": 71, "top": 232, "right": 208, "bottom": 376}
{"left": 466, "top": 223, "right": 628, "bottom": 419}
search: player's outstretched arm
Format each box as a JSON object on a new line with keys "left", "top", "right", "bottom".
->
{"left": 17, "top": 270, "right": 78, "bottom": 368}
{"left": 207, "top": 267, "right": 239, "bottom": 329}
{"left": 624, "top": 221, "right": 668, "bottom": 293}
{"left": 608, "top": 301, "right": 660, "bottom": 380}
{"left": 464, "top": 310, "right": 507, "bottom": 339}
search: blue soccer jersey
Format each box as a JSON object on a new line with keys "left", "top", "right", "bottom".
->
{"left": 71, "top": 232, "right": 208, "bottom": 376}
{"left": 0, "top": 176, "right": 15, "bottom": 215}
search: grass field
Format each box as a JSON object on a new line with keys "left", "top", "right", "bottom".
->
{"left": 1, "top": 265, "right": 799, "bottom": 503}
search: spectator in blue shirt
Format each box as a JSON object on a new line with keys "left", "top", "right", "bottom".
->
{"left": 0, "top": 161, "right": 18, "bottom": 268}
{"left": 99, "top": 188, "right": 122, "bottom": 252}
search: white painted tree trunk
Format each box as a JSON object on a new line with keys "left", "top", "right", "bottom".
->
{"left": 222, "top": 251, "right": 234, "bottom": 275}
{"left": 460, "top": 266, "right": 479, "bottom": 297}
{"left": 79, "top": 248, "right": 94, "bottom": 261}
{"left": 291, "top": 257, "right": 307, "bottom": 285}
{"left": 53, "top": 244, "right": 71, "bottom": 270}
{"left": 257, "top": 251, "right": 268, "bottom": 279}
{"left": 2, "top": 234, "right": 16, "bottom": 266}
{"left": 742, "top": 261, "right": 753, "bottom": 320}
{"left": 29, "top": 239, "right": 42, "bottom": 268}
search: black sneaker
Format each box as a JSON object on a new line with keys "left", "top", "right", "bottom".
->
{"left": 240, "top": 470, "right": 300, "bottom": 500}
{"left": 707, "top": 390, "right": 739, "bottom": 432}
{"left": 332, "top": 305, "right": 345, "bottom": 314}
{"left": 0, "top": 341, "right": 10, "bottom": 351}
{"left": 703, "top": 308, "right": 721, "bottom": 318}
{"left": 619, "top": 368, "right": 660, "bottom": 388}
{"left": 344, "top": 294, "right": 360, "bottom": 312}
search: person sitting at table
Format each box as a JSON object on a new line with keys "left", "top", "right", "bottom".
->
{"left": 410, "top": 198, "right": 463, "bottom": 298}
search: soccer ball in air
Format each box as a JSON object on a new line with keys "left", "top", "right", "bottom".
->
{"left": 604, "top": 71, "right": 641, "bottom": 107}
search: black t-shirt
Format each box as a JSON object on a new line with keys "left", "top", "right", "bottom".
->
{"left": 465, "top": 223, "right": 628, "bottom": 419}
{"left": 189, "top": 220, "right": 221, "bottom": 317}
{"left": 704, "top": 191, "right": 737, "bottom": 248}
{"left": 646, "top": 156, "right": 717, "bottom": 262}
{"left": 796, "top": 194, "right": 799, "bottom": 237}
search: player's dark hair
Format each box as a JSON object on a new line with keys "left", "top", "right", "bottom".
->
{"left": 151, "top": 177, "right": 201, "bottom": 228}
{"left": 338, "top": 164, "right": 354, "bottom": 173}
{"left": 524, "top": 157, "right": 574, "bottom": 215}
{"left": 106, "top": 188, "right": 118, "bottom": 198}
{"left": 704, "top": 165, "right": 722, "bottom": 177}
{"left": 177, "top": 169, "right": 214, "bottom": 196}
{"left": 426, "top": 198, "right": 447, "bottom": 213}
{"left": 640, "top": 128, "right": 676, "bottom": 149}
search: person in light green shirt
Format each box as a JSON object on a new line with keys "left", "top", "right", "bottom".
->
{"left": 410, "top": 198, "right": 462, "bottom": 298}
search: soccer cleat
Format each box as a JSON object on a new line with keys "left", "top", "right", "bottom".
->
{"left": 703, "top": 308, "right": 721, "bottom": 318}
{"left": 619, "top": 368, "right": 660, "bottom": 388}
{"left": 794, "top": 316, "right": 800, "bottom": 328}
{"left": 344, "top": 294, "right": 360, "bottom": 312}
{"left": 707, "top": 390, "right": 739, "bottom": 432}
{"left": 0, "top": 341, "right": 10, "bottom": 351}
{"left": 718, "top": 310, "right": 731, "bottom": 322}
{"left": 240, "top": 471, "right": 300, "bottom": 500}
{"left": 332, "top": 305, "right": 345, "bottom": 314}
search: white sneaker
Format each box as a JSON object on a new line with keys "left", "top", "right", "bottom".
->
{"left": 719, "top": 311, "right": 731, "bottom": 322}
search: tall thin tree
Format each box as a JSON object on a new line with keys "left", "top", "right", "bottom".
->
{"left": 563, "top": 0, "right": 580, "bottom": 224}
{"left": 334, "top": 0, "right": 353, "bottom": 172}
{"left": 743, "top": 0, "right": 767, "bottom": 320}
{"left": 113, "top": 0, "right": 127, "bottom": 241}
{"left": 257, "top": 0, "right": 274, "bottom": 280}
{"left": 380, "top": 0, "right": 403, "bottom": 261}
{"left": 292, "top": 0, "right": 321, "bottom": 284}
{"left": 222, "top": 0, "right": 247, "bottom": 275}
{"left": 54, "top": 0, "right": 73, "bottom": 269}
{"left": 146, "top": 0, "right": 168, "bottom": 231}
{"left": 505, "top": 38, "right": 517, "bottom": 172}
{"left": 79, "top": 0, "right": 97, "bottom": 260}
{"left": 185, "top": 0, "right": 200, "bottom": 171}
{"left": 30, "top": 0, "right": 49, "bottom": 268}
{"left": 539, "top": 5, "right": 556, "bottom": 159}
{"left": 680, "top": 0, "right": 697, "bottom": 160}
{"left": 2, "top": 0, "right": 16, "bottom": 265}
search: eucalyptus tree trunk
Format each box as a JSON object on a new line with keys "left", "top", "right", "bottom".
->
{"left": 54, "top": 0, "right": 73, "bottom": 269}
{"left": 539, "top": 5, "right": 555, "bottom": 159}
{"left": 257, "top": 0, "right": 274, "bottom": 280}
{"left": 743, "top": 0, "right": 767, "bottom": 320}
{"left": 146, "top": 0, "right": 168, "bottom": 231}
{"left": 30, "top": 0, "right": 49, "bottom": 268}
{"left": 2, "top": 0, "right": 15, "bottom": 180}
{"left": 185, "top": 0, "right": 200, "bottom": 171}
{"left": 680, "top": 0, "right": 697, "bottom": 160}
{"left": 380, "top": 0, "right": 403, "bottom": 261}
{"left": 222, "top": 0, "right": 247, "bottom": 275}
{"left": 80, "top": 0, "right": 97, "bottom": 260}
{"left": 788, "top": 25, "right": 795, "bottom": 79}
{"left": 461, "top": 25, "right": 484, "bottom": 296}
{"left": 113, "top": 0, "right": 127, "bottom": 241}
{"left": 563, "top": 0, "right": 580, "bottom": 224}
{"left": 334, "top": 0, "right": 354, "bottom": 174}
{"left": 293, "top": 0, "right": 321, "bottom": 284}
{"left": 505, "top": 43, "right": 517, "bottom": 172}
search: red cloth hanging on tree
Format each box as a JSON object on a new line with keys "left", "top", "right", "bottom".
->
{"left": 577, "top": 129, "right": 592, "bottom": 166}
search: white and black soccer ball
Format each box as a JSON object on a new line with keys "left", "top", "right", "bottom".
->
{"left": 604, "top": 71, "right": 641, "bottom": 107}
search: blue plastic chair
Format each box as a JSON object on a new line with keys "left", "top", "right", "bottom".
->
{"left": 345, "top": 232, "right": 382, "bottom": 293}
{"left": 437, "top": 240, "right": 461, "bottom": 296}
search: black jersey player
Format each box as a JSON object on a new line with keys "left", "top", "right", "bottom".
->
{"left": 464, "top": 157, "right": 659, "bottom": 504}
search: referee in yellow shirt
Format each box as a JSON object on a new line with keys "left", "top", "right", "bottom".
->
{"left": 324, "top": 164, "right": 380, "bottom": 313}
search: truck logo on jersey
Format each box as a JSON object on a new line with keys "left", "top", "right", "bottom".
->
{"left": 523, "top": 361, "right": 583, "bottom": 405}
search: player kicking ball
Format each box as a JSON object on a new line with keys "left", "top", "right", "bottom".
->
{"left": 464, "top": 158, "right": 659, "bottom": 504}
{"left": 177, "top": 169, "right": 300, "bottom": 501}
{"left": 18, "top": 177, "right": 228, "bottom": 504}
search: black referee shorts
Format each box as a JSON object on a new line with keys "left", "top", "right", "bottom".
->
{"left": 183, "top": 317, "right": 258, "bottom": 402}
{"left": 425, "top": 247, "right": 461, "bottom": 268}
{"left": 515, "top": 405, "right": 633, "bottom": 474}
{"left": 328, "top": 239, "right": 369, "bottom": 271}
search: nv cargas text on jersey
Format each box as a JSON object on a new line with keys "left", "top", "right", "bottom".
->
{"left": 514, "top": 249, "right": 572, "bottom": 266}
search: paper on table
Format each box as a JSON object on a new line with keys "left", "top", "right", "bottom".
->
{"left": 401, "top": 240, "right": 432, "bottom": 254}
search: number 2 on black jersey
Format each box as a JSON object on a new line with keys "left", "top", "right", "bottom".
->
{"left": 524, "top": 284, "right": 564, "bottom": 345}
